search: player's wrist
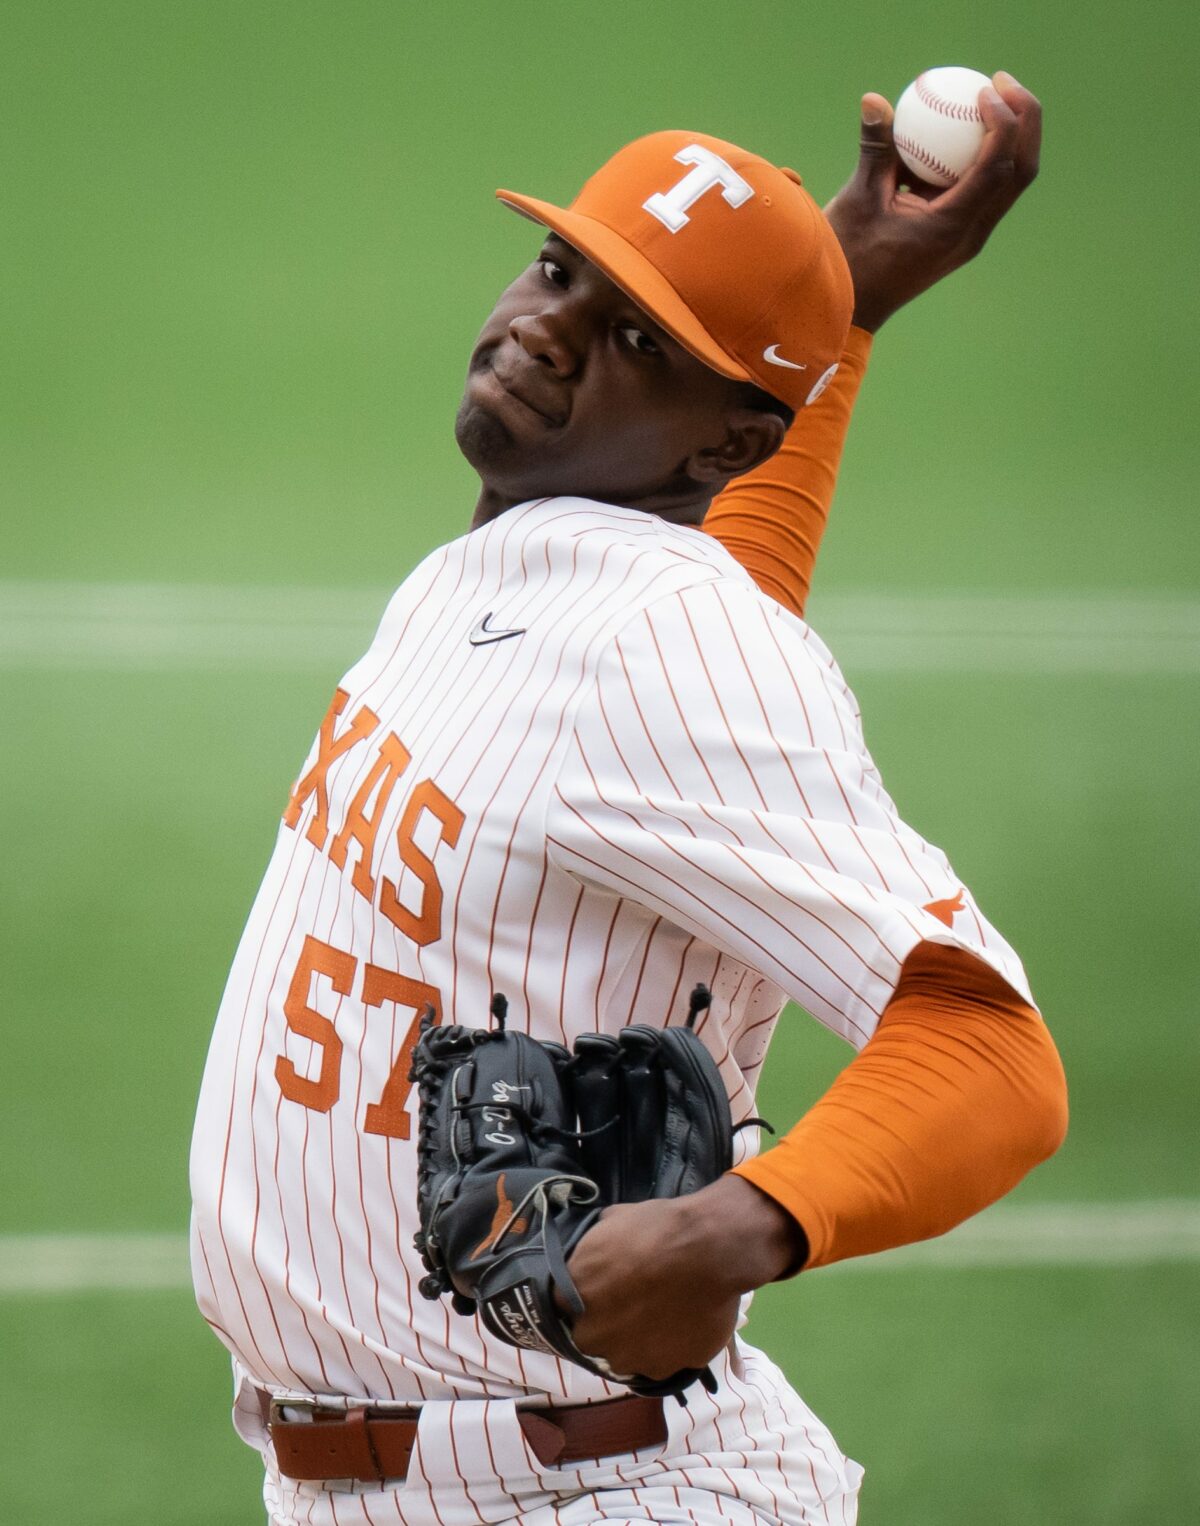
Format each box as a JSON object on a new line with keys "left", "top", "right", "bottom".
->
{"left": 683, "top": 1174, "right": 809, "bottom": 1291}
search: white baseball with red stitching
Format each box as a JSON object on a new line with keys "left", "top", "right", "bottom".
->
{"left": 893, "top": 65, "right": 991, "bottom": 188}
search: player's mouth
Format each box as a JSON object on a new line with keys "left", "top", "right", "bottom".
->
{"left": 479, "top": 355, "right": 568, "bottom": 429}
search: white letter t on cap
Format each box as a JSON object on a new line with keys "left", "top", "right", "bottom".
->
{"left": 643, "top": 145, "right": 754, "bottom": 233}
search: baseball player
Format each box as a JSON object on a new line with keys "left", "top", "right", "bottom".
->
{"left": 190, "top": 80, "right": 1065, "bottom": 1525}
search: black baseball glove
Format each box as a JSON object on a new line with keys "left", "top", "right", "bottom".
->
{"left": 410, "top": 987, "right": 734, "bottom": 1399}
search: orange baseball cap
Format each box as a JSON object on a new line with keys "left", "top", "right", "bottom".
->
{"left": 497, "top": 130, "right": 853, "bottom": 411}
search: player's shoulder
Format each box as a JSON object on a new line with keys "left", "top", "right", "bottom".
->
{"left": 612, "top": 568, "right": 852, "bottom": 694}
{"left": 479, "top": 495, "right": 758, "bottom": 591}
{"left": 508, "top": 500, "right": 860, "bottom": 717}
{"left": 492, "top": 497, "right": 852, "bottom": 679}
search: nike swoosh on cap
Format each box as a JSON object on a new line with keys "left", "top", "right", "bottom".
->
{"left": 468, "top": 612, "right": 527, "bottom": 646}
{"left": 762, "top": 344, "right": 807, "bottom": 371}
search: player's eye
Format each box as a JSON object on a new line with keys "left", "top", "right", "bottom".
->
{"left": 619, "top": 325, "right": 660, "bottom": 356}
{"left": 538, "top": 257, "right": 568, "bottom": 287}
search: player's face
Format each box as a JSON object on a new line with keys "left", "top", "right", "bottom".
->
{"left": 456, "top": 236, "right": 773, "bottom": 522}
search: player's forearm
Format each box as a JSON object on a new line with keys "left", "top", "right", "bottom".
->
{"left": 733, "top": 941, "right": 1069, "bottom": 1271}
{"left": 701, "top": 326, "right": 872, "bottom": 619}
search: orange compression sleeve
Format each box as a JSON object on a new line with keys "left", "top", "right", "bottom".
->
{"left": 702, "top": 326, "right": 873, "bottom": 619}
{"left": 733, "top": 941, "right": 1069, "bottom": 1271}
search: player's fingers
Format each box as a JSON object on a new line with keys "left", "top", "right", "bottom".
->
{"left": 992, "top": 71, "right": 1042, "bottom": 187}
{"left": 935, "top": 84, "right": 1022, "bottom": 224}
{"left": 852, "top": 93, "right": 899, "bottom": 197}
{"left": 970, "top": 83, "right": 1021, "bottom": 178}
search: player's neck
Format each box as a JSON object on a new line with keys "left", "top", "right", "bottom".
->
{"left": 470, "top": 481, "right": 715, "bottom": 531}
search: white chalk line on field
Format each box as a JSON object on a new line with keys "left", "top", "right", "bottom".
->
{"left": 2, "top": 1202, "right": 1198, "bottom": 1295}
{"left": 1, "top": 583, "right": 1198, "bottom": 674}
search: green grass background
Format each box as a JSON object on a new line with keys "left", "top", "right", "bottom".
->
{"left": 2, "top": 1, "right": 1197, "bottom": 1520}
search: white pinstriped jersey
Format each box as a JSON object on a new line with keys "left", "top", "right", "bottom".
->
{"left": 190, "top": 496, "right": 1031, "bottom": 1423}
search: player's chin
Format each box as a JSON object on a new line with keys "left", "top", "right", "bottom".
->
{"left": 454, "top": 389, "right": 572, "bottom": 500}
{"left": 454, "top": 393, "right": 516, "bottom": 471}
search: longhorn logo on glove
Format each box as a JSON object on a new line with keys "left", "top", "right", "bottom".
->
{"left": 470, "top": 1173, "right": 529, "bottom": 1261}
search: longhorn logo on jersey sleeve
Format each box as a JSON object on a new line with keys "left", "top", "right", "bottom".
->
{"left": 923, "top": 889, "right": 966, "bottom": 927}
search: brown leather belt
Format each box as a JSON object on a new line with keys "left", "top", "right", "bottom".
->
{"left": 256, "top": 1387, "right": 668, "bottom": 1483}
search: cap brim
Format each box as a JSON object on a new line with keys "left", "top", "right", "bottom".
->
{"left": 496, "top": 190, "right": 753, "bottom": 385}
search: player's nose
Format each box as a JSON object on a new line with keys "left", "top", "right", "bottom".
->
{"left": 508, "top": 311, "right": 580, "bottom": 379}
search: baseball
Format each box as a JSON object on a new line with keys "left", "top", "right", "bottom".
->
{"left": 893, "top": 65, "right": 991, "bottom": 188}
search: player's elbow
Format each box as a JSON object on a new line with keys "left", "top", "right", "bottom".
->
{"left": 1011, "top": 1017, "right": 1069, "bottom": 1174}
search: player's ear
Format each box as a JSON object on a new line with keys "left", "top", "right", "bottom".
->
{"left": 685, "top": 409, "right": 786, "bottom": 487}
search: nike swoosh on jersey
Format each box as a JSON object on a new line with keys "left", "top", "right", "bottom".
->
{"left": 762, "top": 344, "right": 807, "bottom": 371}
{"left": 469, "top": 612, "right": 527, "bottom": 645}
